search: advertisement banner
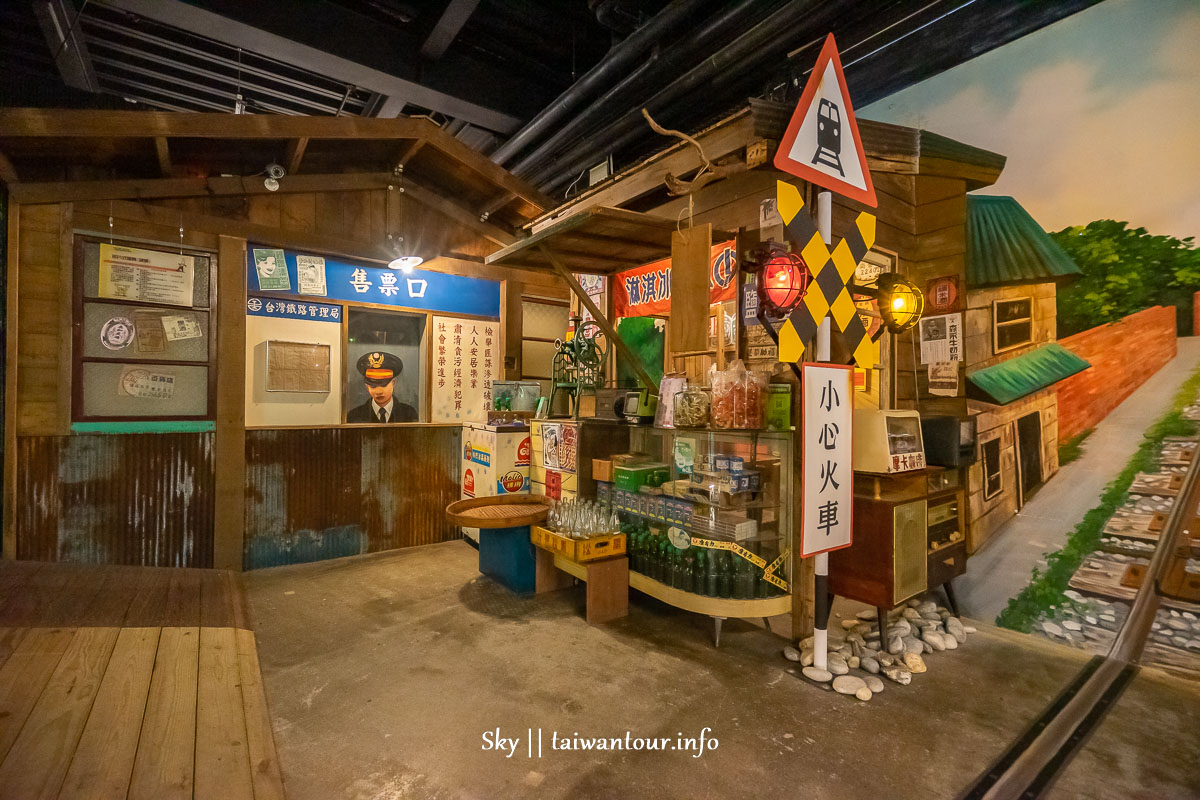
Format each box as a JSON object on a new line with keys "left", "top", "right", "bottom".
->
{"left": 613, "top": 241, "right": 737, "bottom": 317}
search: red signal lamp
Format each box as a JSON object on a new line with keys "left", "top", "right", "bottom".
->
{"left": 753, "top": 245, "right": 811, "bottom": 317}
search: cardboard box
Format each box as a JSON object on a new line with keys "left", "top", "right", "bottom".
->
{"left": 592, "top": 458, "right": 613, "bottom": 483}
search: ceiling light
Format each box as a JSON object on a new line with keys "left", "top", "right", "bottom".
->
{"left": 388, "top": 254, "right": 423, "bottom": 273}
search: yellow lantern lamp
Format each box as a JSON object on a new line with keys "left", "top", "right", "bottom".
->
{"left": 853, "top": 272, "right": 924, "bottom": 340}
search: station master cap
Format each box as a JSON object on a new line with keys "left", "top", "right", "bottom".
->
{"left": 356, "top": 351, "right": 404, "bottom": 386}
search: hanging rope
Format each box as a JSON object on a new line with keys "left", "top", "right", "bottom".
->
{"left": 642, "top": 108, "right": 747, "bottom": 197}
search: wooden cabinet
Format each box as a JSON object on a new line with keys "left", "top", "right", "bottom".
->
{"left": 829, "top": 468, "right": 967, "bottom": 612}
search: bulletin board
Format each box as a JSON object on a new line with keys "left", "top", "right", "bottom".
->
{"left": 265, "top": 341, "right": 331, "bottom": 393}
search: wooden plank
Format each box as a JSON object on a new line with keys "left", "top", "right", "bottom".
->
{"left": 235, "top": 628, "right": 285, "bottom": 800}
{"left": 283, "top": 136, "right": 308, "bottom": 175}
{"left": 164, "top": 570, "right": 202, "bottom": 628}
{"left": 540, "top": 244, "right": 659, "bottom": 392}
{"left": 0, "top": 627, "right": 119, "bottom": 800}
{"left": 0, "top": 627, "right": 74, "bottom": 762}
{"left": 154, "top": 137, "right": 172, "bottom": 177}
{"left": 57, "top": 202, "right": 73, "bottom": 434}
{"left": 0, "top": 628, "right": 28, "bottom": 673}
{"left": 199, "top": 569, "right": 234, "bottom": 628}
{"left": 2, "top": 202, "right": 17, "bottom": 560}
{"left": 584, "top": 557, "right": 629, "bottom": 625}
{"left": 215, "top": 235, "right": 248, "bottom": 572}
{"left": 0, "top": 151, "right": 17, "bottom": 184}
{"left": 57, "top": 627, "right": 160, "bottom": 800}
{"left": 405, "top": 179, "right": 515, "bottom": 247}
{"left": 669, "top": 223, "right": 712, "bottom": 356}
{"left": 121, "top": 568, "right": 172, "bottom": 627}
{"left": 128, "top": 626, "right": 198, "bottom": 800}
{"left": 194, "top": 627, "right": 253, "bottom": 800}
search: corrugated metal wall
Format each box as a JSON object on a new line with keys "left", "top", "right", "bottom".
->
{"left": 244, "top": 425, "right": 462, "bottom": 569}
{"left": 16, "top": 433, "right": 216, "bottom": 567}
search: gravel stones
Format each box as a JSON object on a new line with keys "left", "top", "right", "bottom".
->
{"left": 924, "top": 630, "right": 947, "bottom": 651}
{"left": 1063, "top": 619, "right": 1082, "bottom": 632}
{"left": 861, "top": 656, "right": 880, "bottom": 674}
{"left": 802, "top": 666, "right": 832, "bottom": 683}
{"left": 904, "top": 637, "right": 924, "bottom": 655}
{"left": 942, "top": 633, "right": 958, "bottom": 650}
{"left": 832, "top": 675, "right": 866, "bottom": 695}
{"left": 945, "top": 617, "right": 966, "bottom": 643}
{"left": 827, "top": 653, "right": 849, "bottom": 675}
{"left": 848, "top": 656, "right": 860, "bottom": 669}
{"left": 855, "top": 687, "right": 873, "bottom": 702}
{"left": 902, "top": 607, "right": 922, "bottom": 621}
{"left": 783, "top": 646, "right": 801, "bottom": 662}
{"left": 882, "top": 665, "right": 912, "bottom": 685}
{"left": 1042, "top": 621, "right": 1064, "bottom": 637}
{"left": 888, "top": 619, "right": 912, "bottom": 637}
{"left": 864, "top": 675, "right": 885, "bottom": 694}
{"left": 902, "top": 652, "right": 927, "bottom": 673}
{"left": 887, "top": 636, "right": 904, "bottom": 655}
{"left": 856, "top": 609, "right": 878, "bottom": 621}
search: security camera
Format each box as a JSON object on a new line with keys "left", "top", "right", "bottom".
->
{"left": 266, "top": 163, "right": 286, "bottom": 180}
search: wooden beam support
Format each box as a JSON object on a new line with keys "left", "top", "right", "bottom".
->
{"left": 3, "top": 202, "right": 17, "bottom": 560}
{"left": 283, "top": 136, "right": 309, "bottom": 175}
{"left": 394, "top": 138, "right": 426, "bottom": 169}
{"left": 538, "top": 244, "right": 659, "bottom": 393}
{"left": 0, "top": 151, "right": 17, "bottom": 185}
{"left": 403, "top": 180, "right": 515, "bottom": 248}
{"left": 214, "top": 235, "right": 247, "bottom": 571}
{"left": 153, "top": 137, "right": 172, "bottom": 178}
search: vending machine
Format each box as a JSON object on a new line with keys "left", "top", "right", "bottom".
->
{"left": 460, "top": 423, "right": 531, "bottom": 542}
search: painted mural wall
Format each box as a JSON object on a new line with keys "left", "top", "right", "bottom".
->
{"left": 860, "top": 0, "right": 1199, "bottom": 241}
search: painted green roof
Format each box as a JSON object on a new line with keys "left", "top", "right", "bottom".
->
{"left": 967, "top": 196, "right": 1082, "bottom": 287}
{"left": 967, "top": 343, "right": 1090, "bottom": 405}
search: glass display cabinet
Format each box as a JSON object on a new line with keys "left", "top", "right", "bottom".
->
{"left": 594, "top": 425, "right": 794, "bottom": 645}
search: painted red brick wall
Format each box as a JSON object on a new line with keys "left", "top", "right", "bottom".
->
{"left": 1056, "top": 305, "right": 1177, "bottom": 443}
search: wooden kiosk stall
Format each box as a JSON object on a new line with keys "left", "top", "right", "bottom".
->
{"left": 486, "top": 206, "right": 800, "bottom": 645}
{"left": 0, "top": 108, "right": 564, "bottom": 572}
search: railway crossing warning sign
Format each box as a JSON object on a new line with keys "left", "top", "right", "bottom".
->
{"left": 774, "top": 33, "right": 877, "bottom": 208}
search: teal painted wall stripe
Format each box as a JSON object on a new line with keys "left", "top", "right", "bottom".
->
{"left": 71, "top": 421, "right": 216, "bottom": 434}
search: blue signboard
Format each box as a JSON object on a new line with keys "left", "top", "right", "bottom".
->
{"left": 246, "top": 245, "right": 501, "bottom": 318}
{"left": 246, "top": 297, "right": 342, "bottom": 323}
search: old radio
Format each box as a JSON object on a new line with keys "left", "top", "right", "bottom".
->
{"left": 853, "top": 409, "right": 926, "bottom": 474}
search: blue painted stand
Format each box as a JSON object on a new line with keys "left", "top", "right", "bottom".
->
{"left": 477, "top": 525, "right": 537, "bottom": 595}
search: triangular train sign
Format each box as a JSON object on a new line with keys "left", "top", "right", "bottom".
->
{"left": 774, "top": 33, "right": 877, "bottom": 208}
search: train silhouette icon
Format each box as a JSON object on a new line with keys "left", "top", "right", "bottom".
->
{"left": 812, "top": 98, "right": 845, "bottom": 176}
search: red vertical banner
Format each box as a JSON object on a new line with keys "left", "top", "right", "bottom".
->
{"left": 613, "top": 241, "right": 737, "bottom": 317}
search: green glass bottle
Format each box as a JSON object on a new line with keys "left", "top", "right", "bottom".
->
{"left": 656, "top": 535, "right": 670, "bottom": 583}
{"left": 757, "top": 564, "right": 772, "bottom": 598}
{"left": 717, "top": 551, "right": 733, "bottom": 598}
{"left": 679, "top": 547, "right": 695, "bottom": 590}
{"left": 692, "top": 548, "right": 707, "bottom": 595}
{"left": 705, "top": 549, "right": 719, "bottom": 596}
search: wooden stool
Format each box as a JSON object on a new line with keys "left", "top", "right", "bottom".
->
{"left": 535, "top": 547, "right": 629, "bottom": 625}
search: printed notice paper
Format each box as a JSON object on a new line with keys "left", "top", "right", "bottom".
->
{"left": 161, "top": 314, "right": 202, "bottom": 341}
{"left": 99, "top": 244, "right": 195, "bottom": 307}
{"left": 253, "top": 248, "right": 291, "bottom": 291}
{"left": 918, "top": 313, "right": 962, "bottom": 364}
{"left": 118, "top": 367, "right": 176, "bottom": 400}
{"left": 296, "top": 255, "right": 327, "bottom": 296}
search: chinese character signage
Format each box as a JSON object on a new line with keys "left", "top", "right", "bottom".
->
{"left": 246, "top": 245, "right": 501, "bottom": 318}
{"left": 431, "top": 315, "right": 499, "bottom": 423}
{"left": 801, "top": 363, "right": 854, "bottom": 557}
{"left": 613, "top": 241, "right": 736, "bottom": 317}
{"left": 99, "top": 244, "right": 195, "bottom": 307}
{"left": 246, "top": 296, "right": 342, "bottom": 323}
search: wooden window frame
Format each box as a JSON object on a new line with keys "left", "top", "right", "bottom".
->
{"left": 72, "top": 233, "right": 218, "bottom": 423}
{"left": 981, "top": 435, "right": 1003, "bottom": 500}
{"left": 992, "top": 297, "right": 1033, "bottom": 355}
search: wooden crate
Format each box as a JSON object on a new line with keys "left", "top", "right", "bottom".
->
{"left": 531, "top": 526, "right": 626, "bottom": 563}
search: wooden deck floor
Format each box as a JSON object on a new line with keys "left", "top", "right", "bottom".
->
{"left": 0, "top": 562, "right": 285, "bottom": 800}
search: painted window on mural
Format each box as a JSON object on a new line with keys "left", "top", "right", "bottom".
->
{"left": 982, "top": 437, "right": 1003, "bottom": 499}
{"left": 993, "top": 297, "right": 1033, "bottom": 353}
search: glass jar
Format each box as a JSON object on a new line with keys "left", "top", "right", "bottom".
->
{"left": 673, "top": 386, "right": 710, "bottom": 428}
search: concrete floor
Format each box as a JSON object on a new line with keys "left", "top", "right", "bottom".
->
{"left": 242, "top": 541, "right": 1200, "bottom": 799}
{"left": 958, "top": 337, "right": 1200, "bottom": 622}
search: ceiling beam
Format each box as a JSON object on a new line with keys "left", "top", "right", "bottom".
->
{"left": 101, "top": 0, "right": 520, "bottom": 134}
{"left": 153, "top": 137, "right": 172, "bottom": 177}
{"left": 284, "top": 137, "right": 309, "bottom": 175}
{"left": 421, "top": 0, "right": 481, "bottom": 60}
{"left": 11, "top": 169, "right": 516, "bottom": 247}
{"left": 394, "top": 138, "right": 427, "bottom": 169}
{"left": 32, "top": 0, "right": 99, "bottom": 92}
{"left": 0, "top": 109, "right": 554, "bottom": 211}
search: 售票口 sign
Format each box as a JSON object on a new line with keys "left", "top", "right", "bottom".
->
{"left": 801, "top": 363, "right": 854, "bottom": 557}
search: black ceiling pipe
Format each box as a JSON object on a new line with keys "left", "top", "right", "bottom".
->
{"left": 509, "top": 0, "right": 780, "bottom": 179}
{"left": 530, "top": 0, "right": 832, "bottom": 192}
{"left": 488, "top": 0, "right": 710, "bottom": 166}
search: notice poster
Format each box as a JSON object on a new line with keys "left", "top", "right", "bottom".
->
{"left": 118, "top": 366, "right": 176, "bottom": 399}
{"left": 296, "top": 255, "right": 327, "bottom": 296}
{"left": 252, "top": 248, "right": 291, "bottom": 291}
{"left": 161, "top": 314, "right": 202, "bottom": 341}
{"left": 99, "top": 244, "right": 195, "bottom": 307}
{"left": 800, "top": 363, "right": 854, "bottom": 557}
{"left": 928, "top": 362, "right": 959, "bottom": 397}
{"left": 431, "top": 315, "right": 499, "bottom": 423}
{"left": 266, "top": 341, "right": 331, "bottom": 393}
{"left": 918, "top": 313, "right": 963, "bottom": 364}
{"left": 131, "top": 310, "right": 166, "bottom": 353}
